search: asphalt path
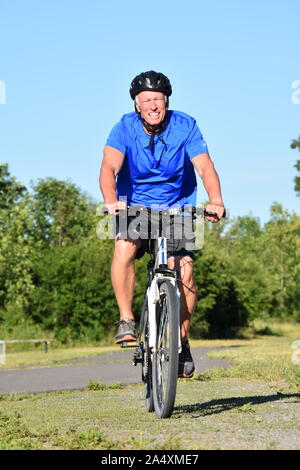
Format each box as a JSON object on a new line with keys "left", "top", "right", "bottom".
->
{"left": 0, "top": 347, "right": 231, "bottom": 395}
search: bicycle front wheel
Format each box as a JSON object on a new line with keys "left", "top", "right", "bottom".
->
{"left": 152, "top": 280, "right": 180, "bottom": 419}
{"left": 139, "top": 294, "right": 154, "bottom": 412}
{"left": 142, "top": 295, "right": 154, "bottom": 412}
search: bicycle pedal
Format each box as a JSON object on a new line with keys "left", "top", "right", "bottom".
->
{"left": 120, "top": 341, "right": 138, "bottom": 349}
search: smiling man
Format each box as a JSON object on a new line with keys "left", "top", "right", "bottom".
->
{"left": 99, "top": 70, "right": 225, "bottom": 378}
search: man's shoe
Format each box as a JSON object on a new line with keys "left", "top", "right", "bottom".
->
{"left": 115, "top": 318, "right": 136, "bottom": 344}
{"left": 178, "top": 340, "right": 195, "bottom": 378}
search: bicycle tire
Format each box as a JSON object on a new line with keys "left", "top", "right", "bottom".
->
{"left": 152, "top": 280, "right": 180, "bottom": 418}
{"left": 140, "top": 295, "right": 154, "bottom": 412}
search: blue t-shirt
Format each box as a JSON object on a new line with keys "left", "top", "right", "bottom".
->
{"left": 105, "top": 110, "right": 208, "bottom": 209}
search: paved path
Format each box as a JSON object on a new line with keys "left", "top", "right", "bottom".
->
{"left": 0, "top": 347, "right": 231, "bottom": 395}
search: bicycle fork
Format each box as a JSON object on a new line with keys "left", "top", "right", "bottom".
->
{"left": 149, "top": 236, "right": 182, "bottom": 354}
{"left": 147, "top": 275, "right": 182, "bottom": 354}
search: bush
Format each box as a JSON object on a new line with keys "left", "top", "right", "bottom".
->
{"left": 191, "top": 251, "right": 249, "bottom": 339}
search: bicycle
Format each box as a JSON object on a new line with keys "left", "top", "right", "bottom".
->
{"left": 117, "top": 205, "right": 221, "bottom": 419}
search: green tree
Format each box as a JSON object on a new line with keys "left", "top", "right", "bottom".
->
{"left": 28, "top": 238, "right": 117, "bottom": 342}
{"left": 0, "top": 199, "right": 35, "bottom": 309}
{"left": 191, "top": 221, "right": 250, "bottom": 338}
{"left": 0, "top": 163, "right": 26, "bottom": 211}
{"left": 291, "top": 136, "right": 300, "bottom": 197}
{"left": 261, "top": 203, "right": 300, "bottom": 319}
{"left": 30, "top": 178, "right": 96, "bottom": 247}
{"left": 0, "top": 165, "right": 34, "bottom": 311}
{"left": 223, "top": 215, "right": 273, "bottom": 320}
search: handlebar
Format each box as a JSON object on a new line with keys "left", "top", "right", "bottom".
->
{"left": 102, "top": 205, "right": 226, "bottom": 219}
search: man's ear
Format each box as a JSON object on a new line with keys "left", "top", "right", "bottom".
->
{"left": 134, "top": 97, "right": 140, "bottom": 113}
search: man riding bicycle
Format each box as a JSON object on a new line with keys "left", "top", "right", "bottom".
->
{"left": 99, "top": 71, "right": 225, "bottom": 378}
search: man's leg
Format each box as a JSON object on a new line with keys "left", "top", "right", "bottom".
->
{"left": 167, "top": 255, "right": 197, "bottom": 340}
{"left": 168, "top": 255, "right": 196, "bottom": 378}
{"left": 111, "top": 238, "right": 140, "bottom": 320}
{"left": 111, "top": 238, "right": 140, "bottom": 342}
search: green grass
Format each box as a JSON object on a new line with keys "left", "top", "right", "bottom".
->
{"left": 85, "top": 379, "right": 125, "bottom": 391}
{"left": 0, "top": 377, "right": 299, "bottom": 450}
{"left": 0, "top": 320, "right": 300, "bottom": 450}
{"left": 193, "top": 321, "right": 300, "bottom": 391}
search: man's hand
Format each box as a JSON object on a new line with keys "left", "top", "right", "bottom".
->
{"left": 104, "top": 200, "right": 127, "bottom": 215}
{"left": 205, "top": 203, "right": 225, "bottom": 223}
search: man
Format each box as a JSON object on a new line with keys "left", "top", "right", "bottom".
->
{"left": 99, "top": 71, "right": 225, "bottom": 378}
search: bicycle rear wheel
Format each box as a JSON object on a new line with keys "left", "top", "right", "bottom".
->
{"left": 140, "top": 295, "right": 154, "bottom": 412}
{"left": 152, "top": 280, "right": 180, "bottom": 418}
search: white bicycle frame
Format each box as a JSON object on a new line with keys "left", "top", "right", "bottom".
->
{"left": 147, "top": 236, "right": 181, "bottom": 353}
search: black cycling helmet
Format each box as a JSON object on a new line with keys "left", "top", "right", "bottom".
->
{"left": 130, "top": 70, "right": 172, "bottom": 100}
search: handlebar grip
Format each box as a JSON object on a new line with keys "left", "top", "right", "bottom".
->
{"left": 204, "top": 209, "right": 226, "bottom": 219}
{"left": 102, "top": 206, "right": 126, "bottom": 215}
{"left": 204, "top": 210, "right": 217, "bottom": 218}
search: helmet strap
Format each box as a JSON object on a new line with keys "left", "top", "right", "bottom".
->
{"left": 140, "top": 113, "right": 169, "bottom": 150}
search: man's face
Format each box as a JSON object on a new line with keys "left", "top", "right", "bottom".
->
{"left": 135, "top": 91, "right": 167, "bottom": 127}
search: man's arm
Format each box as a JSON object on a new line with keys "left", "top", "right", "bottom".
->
{"left": 99, "top": 145, "right": 125, "bottom": 213}
{"left": 191, "top": 153, "right": 225, "bottom": 222}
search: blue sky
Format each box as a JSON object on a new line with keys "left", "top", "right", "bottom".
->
{"left": 0, "top": 0, "right": 299, "bottom": 225}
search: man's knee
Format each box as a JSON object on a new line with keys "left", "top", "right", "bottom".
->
{"left": 113, "top": 239, "right": 140, "bottom": 262}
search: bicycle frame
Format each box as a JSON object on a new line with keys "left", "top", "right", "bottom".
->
{"left": 114, "top": 204, "right": 223, "bottom": 358}
{"left": 146, "top": 235, "right": 181, "bottom": 352}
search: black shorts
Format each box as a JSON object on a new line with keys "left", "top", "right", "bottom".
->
{"left": 113, "top": 209, "right": 196, "bottom": 260}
